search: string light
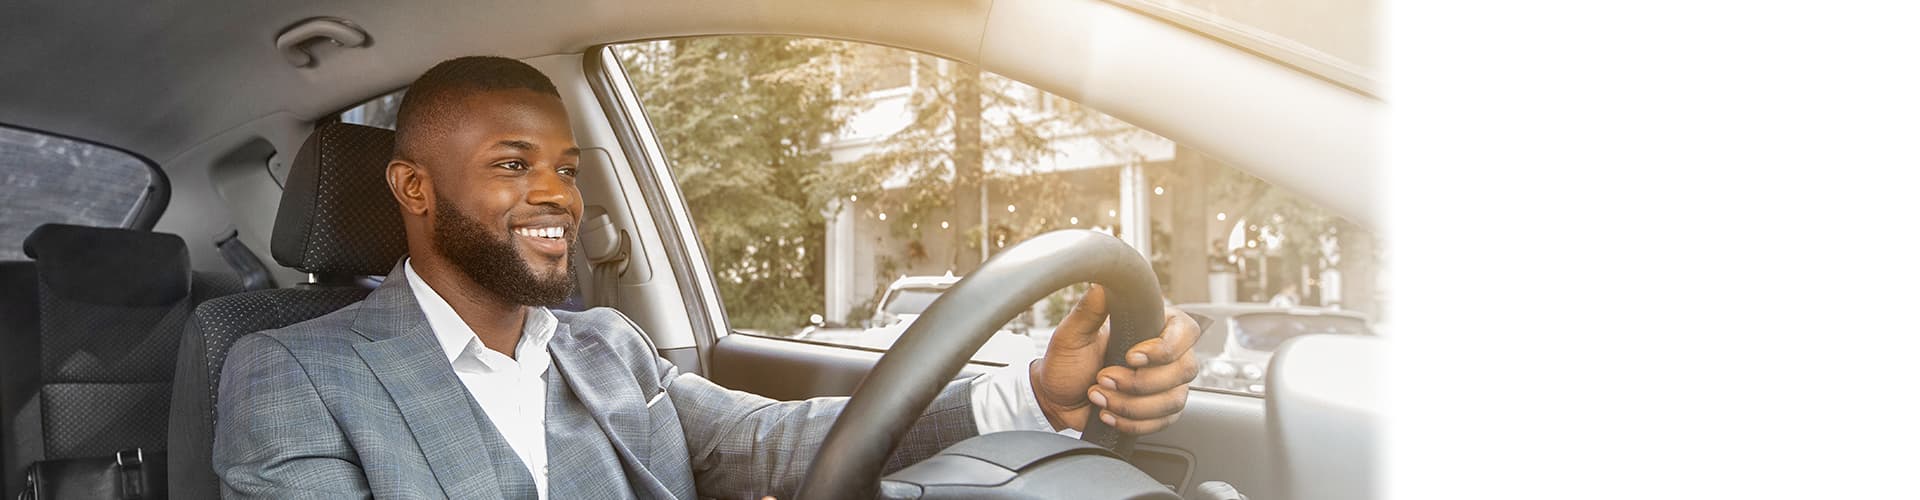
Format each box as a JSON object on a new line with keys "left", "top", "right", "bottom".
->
{"left": 1107, "top": 209, "right": 1117, "bottom": 217}
{"left": 1216, "top": 212, "right": 1227, "bottom": 221}
{"left": 940, "top": 221, "right": 950, "bottom": 229}
{"left": 878, "top": 212, "right": 887, "bottom": 221}
{"left": 1153, "top": 186, "right": 1164, "bottom": 196}
{"left": 1069, "top": 216, "right": 1079, "bottom": 225}
{"left": 1006, "top": 204, "right": 1017, "bottom": 213}
{"left": 850, "top": 194, "right": 858, "bottom": 202}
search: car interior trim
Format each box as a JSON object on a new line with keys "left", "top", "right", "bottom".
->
{"left": 584, "top": 47, "right": 727, "bottom": 363}
{"left": 1100, "top": 0, "right": 1378, "bottom": 97}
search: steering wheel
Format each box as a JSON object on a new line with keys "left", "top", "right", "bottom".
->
{"left": 795, "top": 230, "right": 1167, "bottom": 499}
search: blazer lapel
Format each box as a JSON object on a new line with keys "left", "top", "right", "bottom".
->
{"left": 350, "top": 264, "right": 502, "bottom": 499}
{"left": 549, "top": 324, "right": 675, "bottom": 499}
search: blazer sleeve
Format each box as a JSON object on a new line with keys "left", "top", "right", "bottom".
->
{"left": 667, "top": 367, "right": 979, "bottom": 499}
{"left": 212, "top": 334, "right": 371, "bottom": 499}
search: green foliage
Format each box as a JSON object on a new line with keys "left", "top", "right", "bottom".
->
{"left": 813, "top": 61, "right": 1128, "bottom": 241}
{"left": 616, "top": 38, "right": 860, "bottom": 332}
{"left": 615, "top": 35, "right": 1358, "bottom": 329}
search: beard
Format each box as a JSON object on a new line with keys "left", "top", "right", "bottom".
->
{"left": 431, "top": 196, "right": 576, "bottom": 306}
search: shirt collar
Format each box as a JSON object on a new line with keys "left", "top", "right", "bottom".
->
{"left": 403, "top": 258, "right": 558, "bottom": 364}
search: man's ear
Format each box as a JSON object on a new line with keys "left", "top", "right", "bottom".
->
{"left": 387, "top": 159, "right": 432, "bottom": 216}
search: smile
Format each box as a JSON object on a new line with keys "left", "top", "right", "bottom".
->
{"left": 512, "top": 224, "right": 571, "bottom": 259}
{"left": 513, "top": 226, "right": 567, "bottom": 240}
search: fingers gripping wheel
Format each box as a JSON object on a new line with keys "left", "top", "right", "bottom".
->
{"left": 796, "top": 230, "right": 1165, "bottom": 500}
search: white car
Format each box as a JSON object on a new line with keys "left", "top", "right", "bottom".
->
{"left": 1180, "top": 303, "right": 1372, "bottom": 394}
{"left": 801, "top": 275, "right": 1045, "bottom": 365}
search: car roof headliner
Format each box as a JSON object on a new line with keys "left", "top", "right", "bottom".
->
{"left": 2, "top": 0, "right": 804, "bottom": 163}
{"left": 0, "top": 0, "right": 1381, "bottom": 228}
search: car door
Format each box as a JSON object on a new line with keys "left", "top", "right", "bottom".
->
{"left": 582, "top": 37, "right": 1381, "bottom": 499}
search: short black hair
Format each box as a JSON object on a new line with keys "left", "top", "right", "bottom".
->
{"left": 393, "top": 56, "right": 561, "bottom": 163}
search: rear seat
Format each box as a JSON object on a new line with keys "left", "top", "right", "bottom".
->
{"left": 0, "top": 224, "right": 245, "bottom": 498}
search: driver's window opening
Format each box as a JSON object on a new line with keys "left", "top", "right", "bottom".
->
{"left": 611, "top": 37, "right": 1383, "bottom": 395}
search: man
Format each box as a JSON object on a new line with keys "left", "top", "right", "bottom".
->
{"left": 213, "top": 56, "right": 1201, "bottom": 499}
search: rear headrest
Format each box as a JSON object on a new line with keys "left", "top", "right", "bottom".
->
{"left": 271, "top": 122, "right": 408, "bottom": 276}
{"left": 24, "top": 224, "right": 190, "bottom": 306}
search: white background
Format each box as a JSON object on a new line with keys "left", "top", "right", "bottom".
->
{"left": 1386, "top": 0, "right": 1920, "bottom": 498}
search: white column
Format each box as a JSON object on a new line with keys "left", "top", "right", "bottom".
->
{"left": 1209, "top": 271, "right": 1237, "bottom": 303}
{"left": 824, "top": 201, "right": 856, "bottom": 324}
{"left": 1118, "top": 163, "right": 1151, "bottom": 258}
{"left": 1320, "top": 268, "right": 1343, "bottom": 308}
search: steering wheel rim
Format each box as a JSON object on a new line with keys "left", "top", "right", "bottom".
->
{"left": 794, "top": 229, "right": 1166, "bottom": 500}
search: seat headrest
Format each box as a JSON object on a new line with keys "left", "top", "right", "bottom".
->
{"left": 24, "top": 224, "right": 190, "bottom": 306}
{"left": 271, "top": 122, "right": 408, "bottom": 276}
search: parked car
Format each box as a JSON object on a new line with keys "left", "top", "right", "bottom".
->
{"left": 800, "top": 274, "right": 1045, "bottom": 365}
{"left": 1180, "top": 303, "right": 1373, "bottom": 393}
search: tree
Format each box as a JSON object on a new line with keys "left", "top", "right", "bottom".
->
{"left": 616, "top": 38, "right": 861, "bottom": 332}
{"left": 813, "top": 58, "right": 1135, "bottom": 273}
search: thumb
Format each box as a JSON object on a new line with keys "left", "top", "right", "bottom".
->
{"left": 1049, "top": 285, "right": 1110, "bottom": 352}
{"left": 1041, "top": 285, "right": 1110, "bottom": 387}
{"left": 1035, "top": 285, "right": 1112, "bottom": 430}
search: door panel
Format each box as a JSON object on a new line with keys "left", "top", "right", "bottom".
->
{"left": 707, "top": 332, "right": 1280, "bottom": 499}
{"left": 709, "top": 333, "right": 989, "bottom": 401}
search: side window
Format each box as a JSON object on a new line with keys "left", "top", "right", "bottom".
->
{"left": 613, "top": 37, "right": 1382, "bottom": 395}
{"left": 0, "top": 124, "right": 158, "bottom": 260}
{"left": 339, "top": 89, "right": 407, "bottom": 130}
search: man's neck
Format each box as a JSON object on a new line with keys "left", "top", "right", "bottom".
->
{"left": 411, "top": 255, "right": 527, "bottom": 358}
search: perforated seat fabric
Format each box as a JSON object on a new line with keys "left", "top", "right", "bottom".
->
{"left": 165, "top": 287, "right": 372, "bottom": 498}
{"left": 270, "top": 122, "right": 407, "bottom": 276}
{"left": 1, "top": 224, "right": 246, "bottom": 496}
{"left": 169, "top": 122, "right": 409, "bottom": 499}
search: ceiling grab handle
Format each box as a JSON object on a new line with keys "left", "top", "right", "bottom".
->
{"left": 275, "top": 18, "right": 369, "bottom": 68}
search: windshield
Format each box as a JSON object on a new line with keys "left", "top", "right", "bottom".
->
{"left": 882, "top": 287, "right": 945, "bottom": 316}
{"left": 1232, "top": 313, "right": 1369, "bottom": 352}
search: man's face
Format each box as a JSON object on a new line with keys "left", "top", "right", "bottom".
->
{"left": 424, "top": 89, "right": 582, "bottom": 305}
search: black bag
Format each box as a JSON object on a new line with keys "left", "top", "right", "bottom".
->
{"left": 16, "top": 448, "right": 165, "bottom": 500}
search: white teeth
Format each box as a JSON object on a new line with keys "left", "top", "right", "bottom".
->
{"left": 517, "top": 227, "right": 563, "bottom": 239}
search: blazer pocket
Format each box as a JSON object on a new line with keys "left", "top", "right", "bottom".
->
{"left": 645, "top": 389, "right": 679, "bottom": 433}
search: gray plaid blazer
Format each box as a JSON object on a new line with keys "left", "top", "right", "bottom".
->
{"left": 212, "top": 264, "right": 979, "bottom": 499}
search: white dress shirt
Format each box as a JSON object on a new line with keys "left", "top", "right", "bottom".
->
{"left": 404, "top": 260, "right": 1071, "bottom": 499}
{"left": 406, "top": 262, "right": 558, "bottom": 498}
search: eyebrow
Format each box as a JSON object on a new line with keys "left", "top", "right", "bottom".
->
{"left": 494, "top": 140, "right": 581, "bottom": 157}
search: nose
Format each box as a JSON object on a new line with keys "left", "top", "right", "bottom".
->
{"left": 525, "top": 166, "right": 577, "bottom": 211}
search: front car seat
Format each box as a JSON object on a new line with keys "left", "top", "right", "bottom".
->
{"left": 166, "top": 122, "right": 407, "bottom": 499}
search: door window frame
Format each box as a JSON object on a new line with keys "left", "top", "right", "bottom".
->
{"left": 0, "top": 122, "right": 170, "bottom": 233}
{"left": 586, "top": 45, "right": 735, "bottom": 351}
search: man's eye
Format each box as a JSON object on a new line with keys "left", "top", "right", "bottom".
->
{"left": 497, "top": 160, "right": 529, "bottom": 171}
{"left": 558, "top": 166, "right": 578, "bottom": 178}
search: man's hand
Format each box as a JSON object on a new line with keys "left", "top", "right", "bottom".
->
{"left": 1032, "top": 285, "right": 1201, "bottom": 434}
